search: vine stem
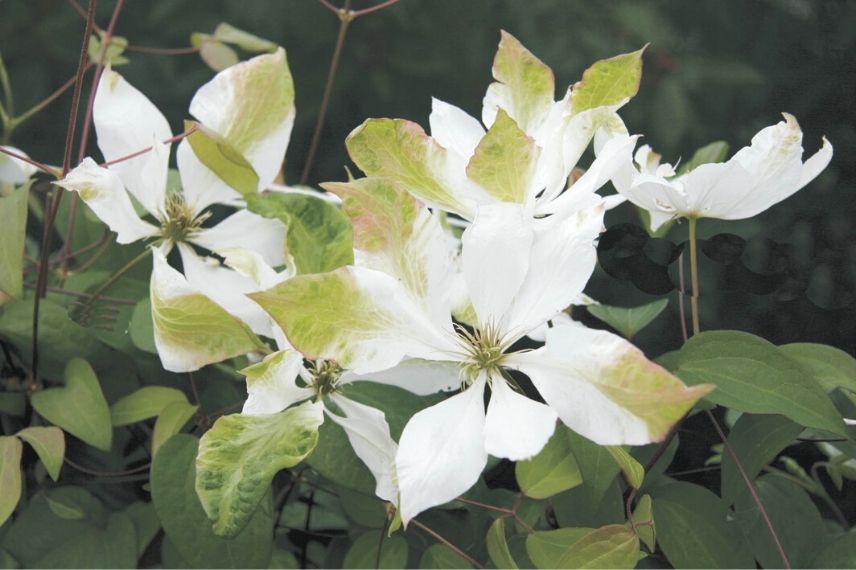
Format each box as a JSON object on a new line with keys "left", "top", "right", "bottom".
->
{"left": 300, "top": 0, "right": 353, "bottom": 185}
{"left": 61, "top": 0, "right": 127, "bottom": 278}
{"left": 677, "top": 251, "right": 688, "bottom": 343}
{"left": 81, "top": 247, "right": 150, "bottom": 307}
{"left": 0, "top": 146, "right": 59, "bottom": 177}
{"left": 30, "top": 0, "right": 96, "bottom": 383}
{"left": 706, "top": 410, "right": 791, "bottom": 569}
{"left": 688, "top": 217, "right": 701, "bottom": 336}
{"left": 410, "top": 519, "right": 485, "bottom": 569}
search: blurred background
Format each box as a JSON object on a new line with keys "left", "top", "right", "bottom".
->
{"left": 2, "top": 0, "right": 854, "bottom": 356}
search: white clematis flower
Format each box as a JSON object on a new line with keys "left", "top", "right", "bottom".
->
{"left": 343, "top": 31, "right": 643, "bottom": 225}
{"left": 0, "top": 146, "right": 39, "bottom": 186}
{"left": 56, "top": 50, "right": 299, "bottom": 369}
{"left": 251, "top": 177, "right": 712, "bottom": 525}
{"left": 612, "top": 113, "right": 833, "bottom": 231}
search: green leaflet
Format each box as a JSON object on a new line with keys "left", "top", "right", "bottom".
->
{"left": 195, "top": 401, "right": 322, "bottom": 537}
{"left": 674, "top": 330, "right": 846, "bottom": 435}
{"left": 0, "top": 436, "right": 23, "bottom": 527}
{"left": 719, "top": 413, "right": 803, "bottom": 505}
{"left": 466, "top": 109, "right": 539, "bottom": 203}
{"left": 526, "top": 526, "right": 639, "bottom": 569}
{"left": 630, "top": 495, "right": 655, "bottom": 552}
{"left": 31, "top": 358, "right": 113, "bottom": 452}
{"left": 16, "top": 427, "right": 64, "bottom": 481}
{"left": 677, "top": 141, "right": 730, "bottom": 175}
{"left": 571, "top": 47, "right": 645, "bottom": 114}
{"left": 516, "top": 427, "right": 583, "bottom": 499}
{"left": 419, "top": 544, "right": 473, "bottom": 569}
{"left": 734, "top": 475, "right": 828, "bottom": 568}
{"left": 486, "top": 518, "right": 519, "bottom": 569}
{"left": 151, "top": 435, "right": 274, "bottom": 568}
{"left": 0, "top": 185, "right": 28, "bottom": 304}
{"left": 586, "top": 299, "right": 668, "bottom": 340}
{"left": 110, "top": 386, "right": 190, "bottom": 426}
{"left": 812, "top": 529, "right": 856, "bottom": 568}
{"left": 605, "top": 446, "right": 644, "bottom": 489}
{"left": 779, "top": 342, "right": 856, "bottom": 394}
{"left": 151, "top": 400, "right": 199, "bottom": 456}
{"left": 486, "top": 31, "right": 555, "bottom": 132}
{"left": 186, "top": 121, "right": 260, "bottom": 196}
{"left": 651, "top": 481, "right": 754, "bottom": 568}
{"left": 342, "top": 531, "right": 408, "bottom": 569}
{"left": 245, "top": 191, "right": 353, "bottom": 275}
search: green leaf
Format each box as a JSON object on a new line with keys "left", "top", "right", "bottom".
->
{"left": 779, "top": 342, "right": 856, "bottom": 394}
{"left": 586, "top": 299, "right": 668, "bottom": 339}
{"left": 246, "top": 192, "right": 353, "bottom": 275}
{"left": 486, "top": 518, "right": 518, "bottom": 569}
{"left": 123, "top": 502, "right": 161, "bottom": 558}
{"left": 515, "top": 427, "right": 583, "bottom": 499}
{"left": 186, "top": 121, "right": 259, "bottom": 196}
{"left": 466, "top": 109, "right": 539, "bottom": 203}
{"left": 44, "top": 491, "right": 87, "bottom": 521}
{"left": 31, "top": 358, "right": 112, "bottom": 451}
{"left": 342, "top": 531, "right": 408, "bottom": 569}
{"left": 568, "top": 431, "right": 622, "bottom": 500}
{"left": 812, "top": 529, "right": 856, "bottom": 568}
{"left": 110, "top": 386, "right": 189, "bottom": 427}
{"left": 0, "top": 186, "right": 28, "bottom": 303}
{"left": 605, "top": 446, "right": 644, "bottom": 489}
{"left": 151, "top": 434, "right": 274, "bottom": 568}
{"left": 527, "top": 528, "right": 592, "bottom": 569}
{"left": 15, "top": 427, "right": 64, "bottom": 481}
{"left": 0, "top": 393, "right": 26, "bottom": 417}
{"left": 419, "top": 544, "right": 473, "bottom": 569}
{"left": 719, "top": 414, "right": 802, "bottom": 505}
{"left": 734, "top": 474, "right": 827, "bottom": 568}
{"left": 677, "top": 141, "right": 730, "bottom": 175}
{"left": 651, "top": 481, "right": 754, "bottom": 568}
{"left": 0, "top": 436, "right": 22, "bottom": 527}
{"left": 128, "top": 298, "right": 156, "bottom": 353}
{"left": 571, "top": 47, "right": 645, "bottom": 114}
{"left": 527, "top": 526, "right": 639, "bottom": 569}
{"left": 151, "top": 400, "right": 199, "bottom": 457}
{"left": 0, "top": 297, "right": 105, "bottom": 380}
{"left": 630, "top": 495, "right": 655, "bottom": 551}
{"left": 675, "top": 330, "right": 846, "bottom": 435}
{"left": 195, "top": 401, "right": 322, "bottom": 537}
{"left": 213, "top": 23, "right": 277, "bottom": 53}
{"left": 0, "top": 548, "right": 19, "bottom": 568}
{"left": 33, "top": 512, "right": 137, "bottom": 569}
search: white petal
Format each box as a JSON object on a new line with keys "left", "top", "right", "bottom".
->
{"left": 504, "top": 205, "right": 603, "bottom": 337}
{"left": 178, "top": 244, "right": 277, "bottom": 337}
{"left": 241, "top": 349, "right": 312, "bottom": 415}
{"left": 798, "top": 136, "right": 833, "bottom": 189}
{"left": 219, "top": 247, "right": 289, "bottom": 290}
{"left": 327, "top": 394, "right": 399, "bottom": 503}
{"left": 483, "top": 374, "right": 557, "bottom": 460}
{"left": 93, "top": 68, "right": 172, "bottom": 217}
{"left": 342, "top": 359, "right": 461, "bottom": 396}
{"left": 0, "top": 146, "right": 38, "bottom": 184}
{"left": 461, "top": 203, "right": 532, "bottom": 330}
{"left": 526, "top": 311, "right": 573, "bottom": 342}
{"left": 188, "top": 48, "right": 295, "bottom": 191}
{"left": 176, "top": 139, "right": 243, "bottom": 213}
{"left": 429, "top": 98, "right": 486, "bottom": 161}
{"left": 191, "top": 209, "right": 286, "bottom": 267}
{"left": 54, "top": 158, "right": 159, "bottom": 244}
{"left": 506, "top": 321, "right": 710, "bottom": 445}
{"left": 395, "top": 376, "right": 488, "bottom": 524}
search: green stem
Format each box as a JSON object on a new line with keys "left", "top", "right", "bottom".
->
{"left": 688, "top": 217, "right": 701, "bottom": 336}
{"left": 83, "top": 248, "right": 150, "bottom": 307}
{"left": 0, "top": 53, "right": 14, "bottom": 117}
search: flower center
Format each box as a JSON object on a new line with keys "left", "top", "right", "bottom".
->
{"left": 457, "top": 324, "right": 507, "bottom": 385}
{"left": 160, "top": 192, "right": 209, "bottom": 244}
{"left": 309, "top": 359, "right": 343, "bottom": 399}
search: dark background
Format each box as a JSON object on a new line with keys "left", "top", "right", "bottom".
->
{"left": 2, "top": 0, "right": 854, "bottom": 356}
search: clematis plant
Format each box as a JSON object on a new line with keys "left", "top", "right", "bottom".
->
{"left": 342, "top": 31, "right": 643, "bottom": 225}
{"left": 251, "top": 176, "right": 713, "bottom": 524}
{"left": 56, "top": 49, "right": 298, "bottom": 370}
{"left": 611, "top": 113, "right": 833, "bottom": 231}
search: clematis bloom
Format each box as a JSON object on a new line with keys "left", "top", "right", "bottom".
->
{"left": 612, "top": 113, "right": 833, "bottom": 231}
{"left": 251, "top": 177, "right": 713, "bottom": 524}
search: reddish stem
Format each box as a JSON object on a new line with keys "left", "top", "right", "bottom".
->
{"left": 101, "top": 124, "right": 198, "bottom": 168}
{"left": 125, "top": 44, "right": 200, "bottom": 55}
{"left": 0, "top": 146, "right": 58, "bottom": 177}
